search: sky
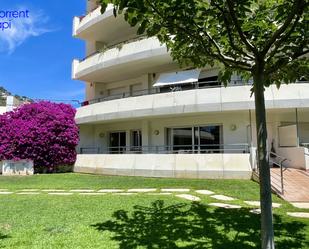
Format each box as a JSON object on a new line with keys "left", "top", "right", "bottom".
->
{"left": 0, "top": 0, "right": 86, "bottom": 103}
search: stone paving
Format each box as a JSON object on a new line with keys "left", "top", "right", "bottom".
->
{"left": 70, "top": 189, "right": 95, "bottom": 193}
{"left": 195, "top": 190, "right": 214, "bottom": 195}
{"left": 161, "top": 188, "right": 190, "bottom": 192}
{"left": 98, "top": 189, "right": 124, "bottom": 193}
{"left": 210, "top": 195, "right": 236, "bottom": 201}
{"left": 0, "top": 188, "right": 308, "bottom": 218}
{"left": 290, "top": 202, "right": 309, "bottom": 209}
{"left": 287, "top": 212, "right": 309, "bottom": 218}
{"left": 176, "top": 194, "right": 201, "bottom": 202}
{"left": 128, "top": 188, "right": 157, "bottom": 193}
{"left": 209, "top": 203, "right": 241, "bottom": 209}
{"left": 244, "top": 201, "right": 282, "bottom": 208}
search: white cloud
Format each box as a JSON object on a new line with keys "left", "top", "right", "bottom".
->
{"left": 0, "top": 8, "right": 54, "bottom": 54}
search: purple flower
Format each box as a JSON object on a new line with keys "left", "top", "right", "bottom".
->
{"left": 0, "top": 101, "right": 79, "bottom": 171}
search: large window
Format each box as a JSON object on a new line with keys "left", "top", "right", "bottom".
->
{"left": 167, "top": 125, "right": 222, "bottom": 153}
{"left": 109, "top": 132, "right": 126, "bottom": 153}
{"left": 131, "top": 130, "right": 142, "bottom": 151}
{"left": 173, "top": 127, "right": 193, "bottom": 151}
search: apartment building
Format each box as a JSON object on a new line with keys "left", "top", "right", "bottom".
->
{"left": 0, "top": 96, "right": 23, "bottom": 115}
{"left": 72, "top": 1, "right": 309, "bottom": 178}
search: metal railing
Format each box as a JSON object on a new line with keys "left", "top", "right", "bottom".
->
{"left": 80, "top": 143, "right": 250, "bottom": 155}
{"left": 80, "top": 80, "right": 309, "bottom": 107}
{"left": 268, "top": 151, "right": 290, "bottom": 195}
{"left": 81, "top": 35, "right": 148, "bottom": 62}
{"left": 301, "top": 143, "right": 309, "bottom": 149}
{"left": 80, "top": 80, "right": 251, "bottom": 106}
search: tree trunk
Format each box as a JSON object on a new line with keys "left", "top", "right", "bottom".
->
{"left": 253, "top": 72, "right": 275, "bottom": 249}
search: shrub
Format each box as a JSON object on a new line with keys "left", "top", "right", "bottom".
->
{"left": 0, "top": 101, "right": 79, "bottom": 172}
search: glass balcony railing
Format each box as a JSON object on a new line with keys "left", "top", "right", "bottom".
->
{"left": 80, "top": 80, "right": 251, "bottom": 107}
{"left": 79, "top": 143, "right": 250, "bottom": 155}
{"left": 81, "top": 35, "right": 148, "bottom": 62}
{"left": 80, "top": 81, "right": 308, "bottom": 107}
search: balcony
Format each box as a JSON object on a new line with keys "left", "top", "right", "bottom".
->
{"left": 72, "top": 37, "right": 174, "bottom": 82}
{"left": 75, "top": 82, "right": 309, "bottom": 124}
{"left": 79, "top": 144, "right": 250, "bottom": 155}
{"left": 73, "top": 5, "right": 138, "bottom": 43}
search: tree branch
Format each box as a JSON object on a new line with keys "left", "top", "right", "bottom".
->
{"left": 211, "top": 1, "right": 255, "bottom": 60}
{"left": 266, "top": 45, "right": 308, "bottom": 74}
{"left": 265, "top": 14, "right": 302, "bottom": 61}
{"left": 262, "top": 0, "right": 305, "bottom": 56}
{"left": 144, "top": 0, "right": 252, "bottom": 70}
{"left": 226, "top": 0, "right": 258, "bottom": 55}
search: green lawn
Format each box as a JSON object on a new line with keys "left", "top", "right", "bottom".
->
{"left": 0, "top": 173, "right": 308, "bottom": 249}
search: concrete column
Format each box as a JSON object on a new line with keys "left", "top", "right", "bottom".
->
{"left": 296, "top": 108, "right": 300, "bottom": 147}
{"left": 142, "top": 120, "right": 150, "bottom": 151}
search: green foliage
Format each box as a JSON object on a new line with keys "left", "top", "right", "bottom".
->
{"left": 100, "top": 0, "right": 308, "bottom": 87}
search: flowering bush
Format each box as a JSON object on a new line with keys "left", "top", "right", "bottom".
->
{"left": 0, "top": 101, "right": 79, "bottom": 172}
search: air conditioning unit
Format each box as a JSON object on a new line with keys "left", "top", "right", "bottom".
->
{"left": 1, "top": 160, "right": 34, "bottom": 176}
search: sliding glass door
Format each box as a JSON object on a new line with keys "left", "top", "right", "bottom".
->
{"left": 109, "top": 132, "right": 126, "bottom": 153}
{"left": 167, "top": 125, "right": 222, "bottom": 153}
{"left": 131, "top": 130, "right": 142, "bottom": 151}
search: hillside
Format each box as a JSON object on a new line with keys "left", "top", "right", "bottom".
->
{"left": 0, "top": 86, "right": 32, "bottom": 106}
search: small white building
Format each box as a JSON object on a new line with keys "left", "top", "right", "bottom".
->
{"left": 0, "top": 96, "right": 22, "bottom": 115}
{"left": 72, "top": 1, "right": 309, "bottom": 179}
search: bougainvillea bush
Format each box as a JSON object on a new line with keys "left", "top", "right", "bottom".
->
{"left": 0, "top": 101, "right": 79, "bottom": 172}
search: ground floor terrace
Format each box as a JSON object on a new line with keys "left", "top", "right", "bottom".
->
{"left": 75, "top": 108, "right": 309, "bottom": 179}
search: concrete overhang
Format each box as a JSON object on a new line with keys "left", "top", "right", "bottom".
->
{"left": 73, "top": 5, "right": 138, "bottom": 43}
{"left": 75, "top": 83, "right": 309, "bottom": 125}
{"left": 72, "top": 37, "right": 175, "bottom": 83}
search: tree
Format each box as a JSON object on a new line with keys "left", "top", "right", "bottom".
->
{"left": 99, "top": 1, "right": 308, "bottom": 248}
{"left": 0, "top": 101, "right": 79, "bottom": 172}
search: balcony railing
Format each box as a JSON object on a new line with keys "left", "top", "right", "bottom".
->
{"left": 80, "top": 80, "right": 309, "bottom": 107}
{"left": 81, "top": 35, "right": 148, "bottom": 62}
{"left": 80, "top": 80, "right": 251, "bottom": 106}
{"left": 79, "top": 144, "right": 250, "bottom": 154}
{"left": 302, "top": 143, "right": 309, "bottom": 149}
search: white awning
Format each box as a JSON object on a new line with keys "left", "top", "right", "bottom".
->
{"left": 153, "top": 69, "right": 201, "bottom": 87}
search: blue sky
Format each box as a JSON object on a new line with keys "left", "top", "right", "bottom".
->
{"left": 0, "top": 0, "right": 86, "bottom": 103}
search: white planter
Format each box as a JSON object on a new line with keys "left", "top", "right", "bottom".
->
{"left": 1, "top": 160, "right": 34, "bottom": 176}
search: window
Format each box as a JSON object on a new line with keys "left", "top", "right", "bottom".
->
{"left": 131, "top": 130, "right": 142, "bottom": 151}
{"left": 199, "top": 126, "right": 221, "bottom": 151}
{"left": 109, "top": 132, "right": 126, "bottom": 153}
{"left": 173, "top": 127, "right": 193, "bottom": 151}
{"left": 167, "top": 125, "right": 222, "bottom": 153}
{"left": 198, "top": 76, "right": 220, "bottom": 87}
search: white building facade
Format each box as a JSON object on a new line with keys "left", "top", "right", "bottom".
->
{"left": 72, "top": 1, "right": 309, "bottom": 179}
{"left": 0, "top": 96, "right": 22, "bottom": 115}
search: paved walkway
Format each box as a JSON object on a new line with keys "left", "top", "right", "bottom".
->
{"left": 1, "top": 188, "right": 309, "bottom": 218}
{"left": 271, "top": 168, "right": 309, "bottom": 202}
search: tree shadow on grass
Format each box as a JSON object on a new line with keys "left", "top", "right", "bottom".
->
{"left": 0, "top": 233, "right": 9, "bottom": 248}
{"left": 92, "top": 200, "right": 308, "bottom": 249}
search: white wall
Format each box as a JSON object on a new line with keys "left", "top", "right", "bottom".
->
{"left": 0, "top": 106, "right": 6, "bottom": 115}
{"left": 93, "top": 74, "right": 149, "bottom": 100}
{"left": 277, "top": 147, "right": 309, "bottom": 170}
{"left": 75, "top": 153, "right": 252, "bottom": 179}
{"left": 76, "top": 84, "right": 309, "bottom": 125}
{"left": 0, "top": 96, "right": 22, "bottom": 114}
{"left": 77, "top": 125, "right": 96, "bottom": 152}
{"left": 78, "top": 111, "right": 251, "bottom": 153}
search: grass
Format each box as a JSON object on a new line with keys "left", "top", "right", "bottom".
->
{"left": 0, "top": 173, "right": 265, "bottom": 200}
{"left": 0, "top": 173, "right": 308, "bottom": 249}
